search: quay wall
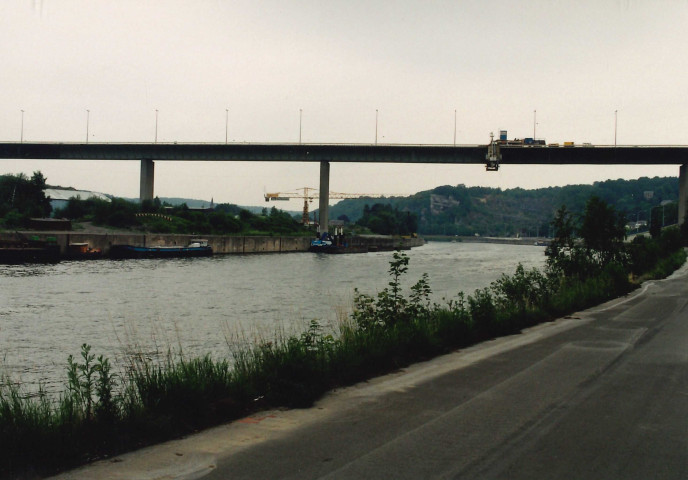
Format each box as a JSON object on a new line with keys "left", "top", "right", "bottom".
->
{"left": 421, "top": 236, "right": 550, "bottom": 246}
{"left": 1, "top": 232, "right": 424, "bottom": 255}
{"left": 346, "top": 235, "right": 425, "bottom": 251}
{"left": 455, "top": 236, "right": 550, "bottom": 246}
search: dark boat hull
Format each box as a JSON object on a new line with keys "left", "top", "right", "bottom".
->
{"left": 0, "top": 245, "right": 61, "bottom": 264}
{"left": 109, "top": 245, "right": 212, "bottom": 259}
{"left": 65, "top": 251, "right": 103, "bottom": 260}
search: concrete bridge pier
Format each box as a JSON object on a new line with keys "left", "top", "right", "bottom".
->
{"left": 140, "top": 159, "right": 154, "bottom": 202}
{"left": 680, "top": 164, "right": 687, "bottom": 225}
{"left": 318, "top": 161, "right": 330, "bottom": 234}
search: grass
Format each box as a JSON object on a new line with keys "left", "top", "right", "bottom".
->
{"left": 638, "top": 248, "right": 687, "bottom": 282}
{"left": 0, "top": 244, "right": 686, "bottom": 478}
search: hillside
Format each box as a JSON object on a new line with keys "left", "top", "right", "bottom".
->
{"left": 328, "top": 177, "right": 679, "bottom": 237}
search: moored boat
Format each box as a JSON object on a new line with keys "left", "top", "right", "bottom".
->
{"left": 109, "top": 239, "right": 212, "bottom": 259}
{"left": 309, "top": 232, "right": 367, "bottom": 254}
{"left": 0, "top": 235, "right": 60, "bottom": 264}
{"left": 66, "top": 243, "right": 103, "bottom": 260}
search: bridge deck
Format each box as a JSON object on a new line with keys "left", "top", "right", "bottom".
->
{"left": 0, "top": 142, "right": 686, "bottom": 164}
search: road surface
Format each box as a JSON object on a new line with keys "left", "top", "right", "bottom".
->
{"left": 54, "top": 263, "right": 688, "bottom": 479}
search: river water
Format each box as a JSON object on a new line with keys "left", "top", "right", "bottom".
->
{"left": 0, "top": 242, "right": 545, "bottom": 394}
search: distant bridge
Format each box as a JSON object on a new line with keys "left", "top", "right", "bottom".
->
{"left": 1, "top": 141, "right": 686, "bottom": 231}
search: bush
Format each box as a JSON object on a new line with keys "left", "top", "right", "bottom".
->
{"left": 1, "top": 210, "right": 26, "bottom": 228}
{"left": 628, "top": 235, "right": 659, "bottom": 276}
{"left": 659, "top": 226, "right": 683, "bottom": 252}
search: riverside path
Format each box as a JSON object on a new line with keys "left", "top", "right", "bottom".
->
{"left": 53, "top": 261, "right": 688, "bottom": 480}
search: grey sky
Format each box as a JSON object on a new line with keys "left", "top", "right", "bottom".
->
{"left": 0, "top": 0, "right": 685, "bottom": 206}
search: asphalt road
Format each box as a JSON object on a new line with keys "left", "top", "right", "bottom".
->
{"left": 55, "top": 263, "right": 688, "bottom": 480}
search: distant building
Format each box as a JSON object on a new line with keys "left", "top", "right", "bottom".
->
{"left": 627, "top": 220, "right": 648, "bottom": 231}
{"left": 44, "top": 188, "right": 111, "bottom": 215}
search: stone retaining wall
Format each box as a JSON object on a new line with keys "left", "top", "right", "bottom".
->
{"left": 1, "top": 232, "right": 424, "bottom": 255}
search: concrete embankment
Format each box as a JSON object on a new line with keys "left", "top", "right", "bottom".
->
{"left": 0, "top": 231, "right": 424, "bottom": 256}
{"left": 427, "top": 236, "right": 550, "bottom": 246}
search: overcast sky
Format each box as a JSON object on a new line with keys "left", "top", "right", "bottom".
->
{"left": 0, "top": 0, "right": 685, "bottom": 206}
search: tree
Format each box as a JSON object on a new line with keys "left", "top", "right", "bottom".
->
{"left": 26, "top": 171, "right": 51, "bottom": 217}
{"left": 545, "top": 205, "right": 581, "bottom": 278}
{"left": 356, "top": 203, "right": 418, "bottom": 235}
{"left": 547, "top": 197, "right": 629, "bottom": 280}
{"left": 0, "top": 171, "right": 51, "bottom": 226}
{"left": 579, "top": 196, "right": 626, "bottom": 265}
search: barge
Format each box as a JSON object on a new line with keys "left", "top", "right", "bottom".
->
{"left": 0, "top": 236, "right": 61, "bottom": 264}
{"left": 309, "top": 231, "right": 367, "bottom": 254}
{"left": 109, "top": 239, "right": 212, "bottom": 259}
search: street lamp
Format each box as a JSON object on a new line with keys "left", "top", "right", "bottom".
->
{"left": 155, "top": 109, "right": 159, "bottom": 143}
{"left": 614, "top": 110, "right": 618, "bottom": 147}
{"left": 299, "top": 109, "right": 302, "bottom": 144}
{"left": 225, "top": 108, "right": 229, "bottom": 144}
{"left": 375, "top": 109, "right": 378, "bottom": 145}
{"left": 86, "top": 109, "right": 90, "bottom": 143}
{"left": 20, "top": 110, "right": 24, "bottom": 143}
{"left": 533, "top": 109, "right": 537, "bottom": 139}
{"left": 453, "top": 109, "right": 457, "bottom": 146}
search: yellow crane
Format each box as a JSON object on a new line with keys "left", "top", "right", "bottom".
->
{"left": 264, "top": 187, "right": 396, "bottom": 225}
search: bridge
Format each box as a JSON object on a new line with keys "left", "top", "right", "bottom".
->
{"left": 1, "top": 141, "right": 687, "bottom": 231}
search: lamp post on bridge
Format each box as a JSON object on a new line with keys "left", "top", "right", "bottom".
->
{"left": 375, "top": 109, "right": 378, "bottom": 145}
{"left": 225, "top": 108, "right": 229, "bottom": 144}
{"left": 86, "top": 109, "right": 90, "bottom": 143}
{"left": 20, "top": 110, "right": 24, "bottom": 143}
{"left": 614, "top": 110, "right": 618, "bottom": 147}
{"left": 454, "top": 109, "right": 457, "bottom": 146}
{"left": 155, "top": 109, "right": 159, "bottom": 143}
{"left": 299, "top": 109, "right": 302, "bottom": 144}
{"left": 533, "top": 109, "right": 537, "bottom": 139}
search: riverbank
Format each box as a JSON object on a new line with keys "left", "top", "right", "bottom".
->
{"left": 52, "top": 258, "right": 688, "bottom": 480}
{"left": 0, "top": 230, "right": 424, "bottom": 256}
{"left": 1, "top": 243, "right": 684, "bottom": 478}
{"left": 423, "top": 235, "right": 550, "bottom": 246}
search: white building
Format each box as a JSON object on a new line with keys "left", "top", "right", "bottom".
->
{"left": 44, "top": 188, "right": 111, "bottom": 215}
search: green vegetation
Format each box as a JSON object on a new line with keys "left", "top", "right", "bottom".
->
{"left": 0, "top": 171, "right": 309, "bottom": 235}
{"left": 331, "top": 177, "right": 680, "bottom": 236}
{"left": 2, "top": 171, "right": 682, "bottom": 240}
{"left": 355, "top": 203, "right": 418, "bottom": 235}
{"left": 1, "top": 195, "right": 685, "bottom": 478}
{"left": 55, "top": 197, "right": 309, "bottom": 236}
{"left": 0, "top": 172, "right": 51, "bottom": 228}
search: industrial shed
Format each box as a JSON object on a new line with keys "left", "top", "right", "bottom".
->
{"left": 44, "top": 188, "right": 111, "bottom": 215}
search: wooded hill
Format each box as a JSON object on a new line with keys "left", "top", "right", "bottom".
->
{"left": 329, "top": 177, "right": 679, "bottom": 237}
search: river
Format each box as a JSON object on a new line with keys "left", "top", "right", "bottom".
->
{"left": 0, "top": 242, "right": 546, "bottom": 394}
